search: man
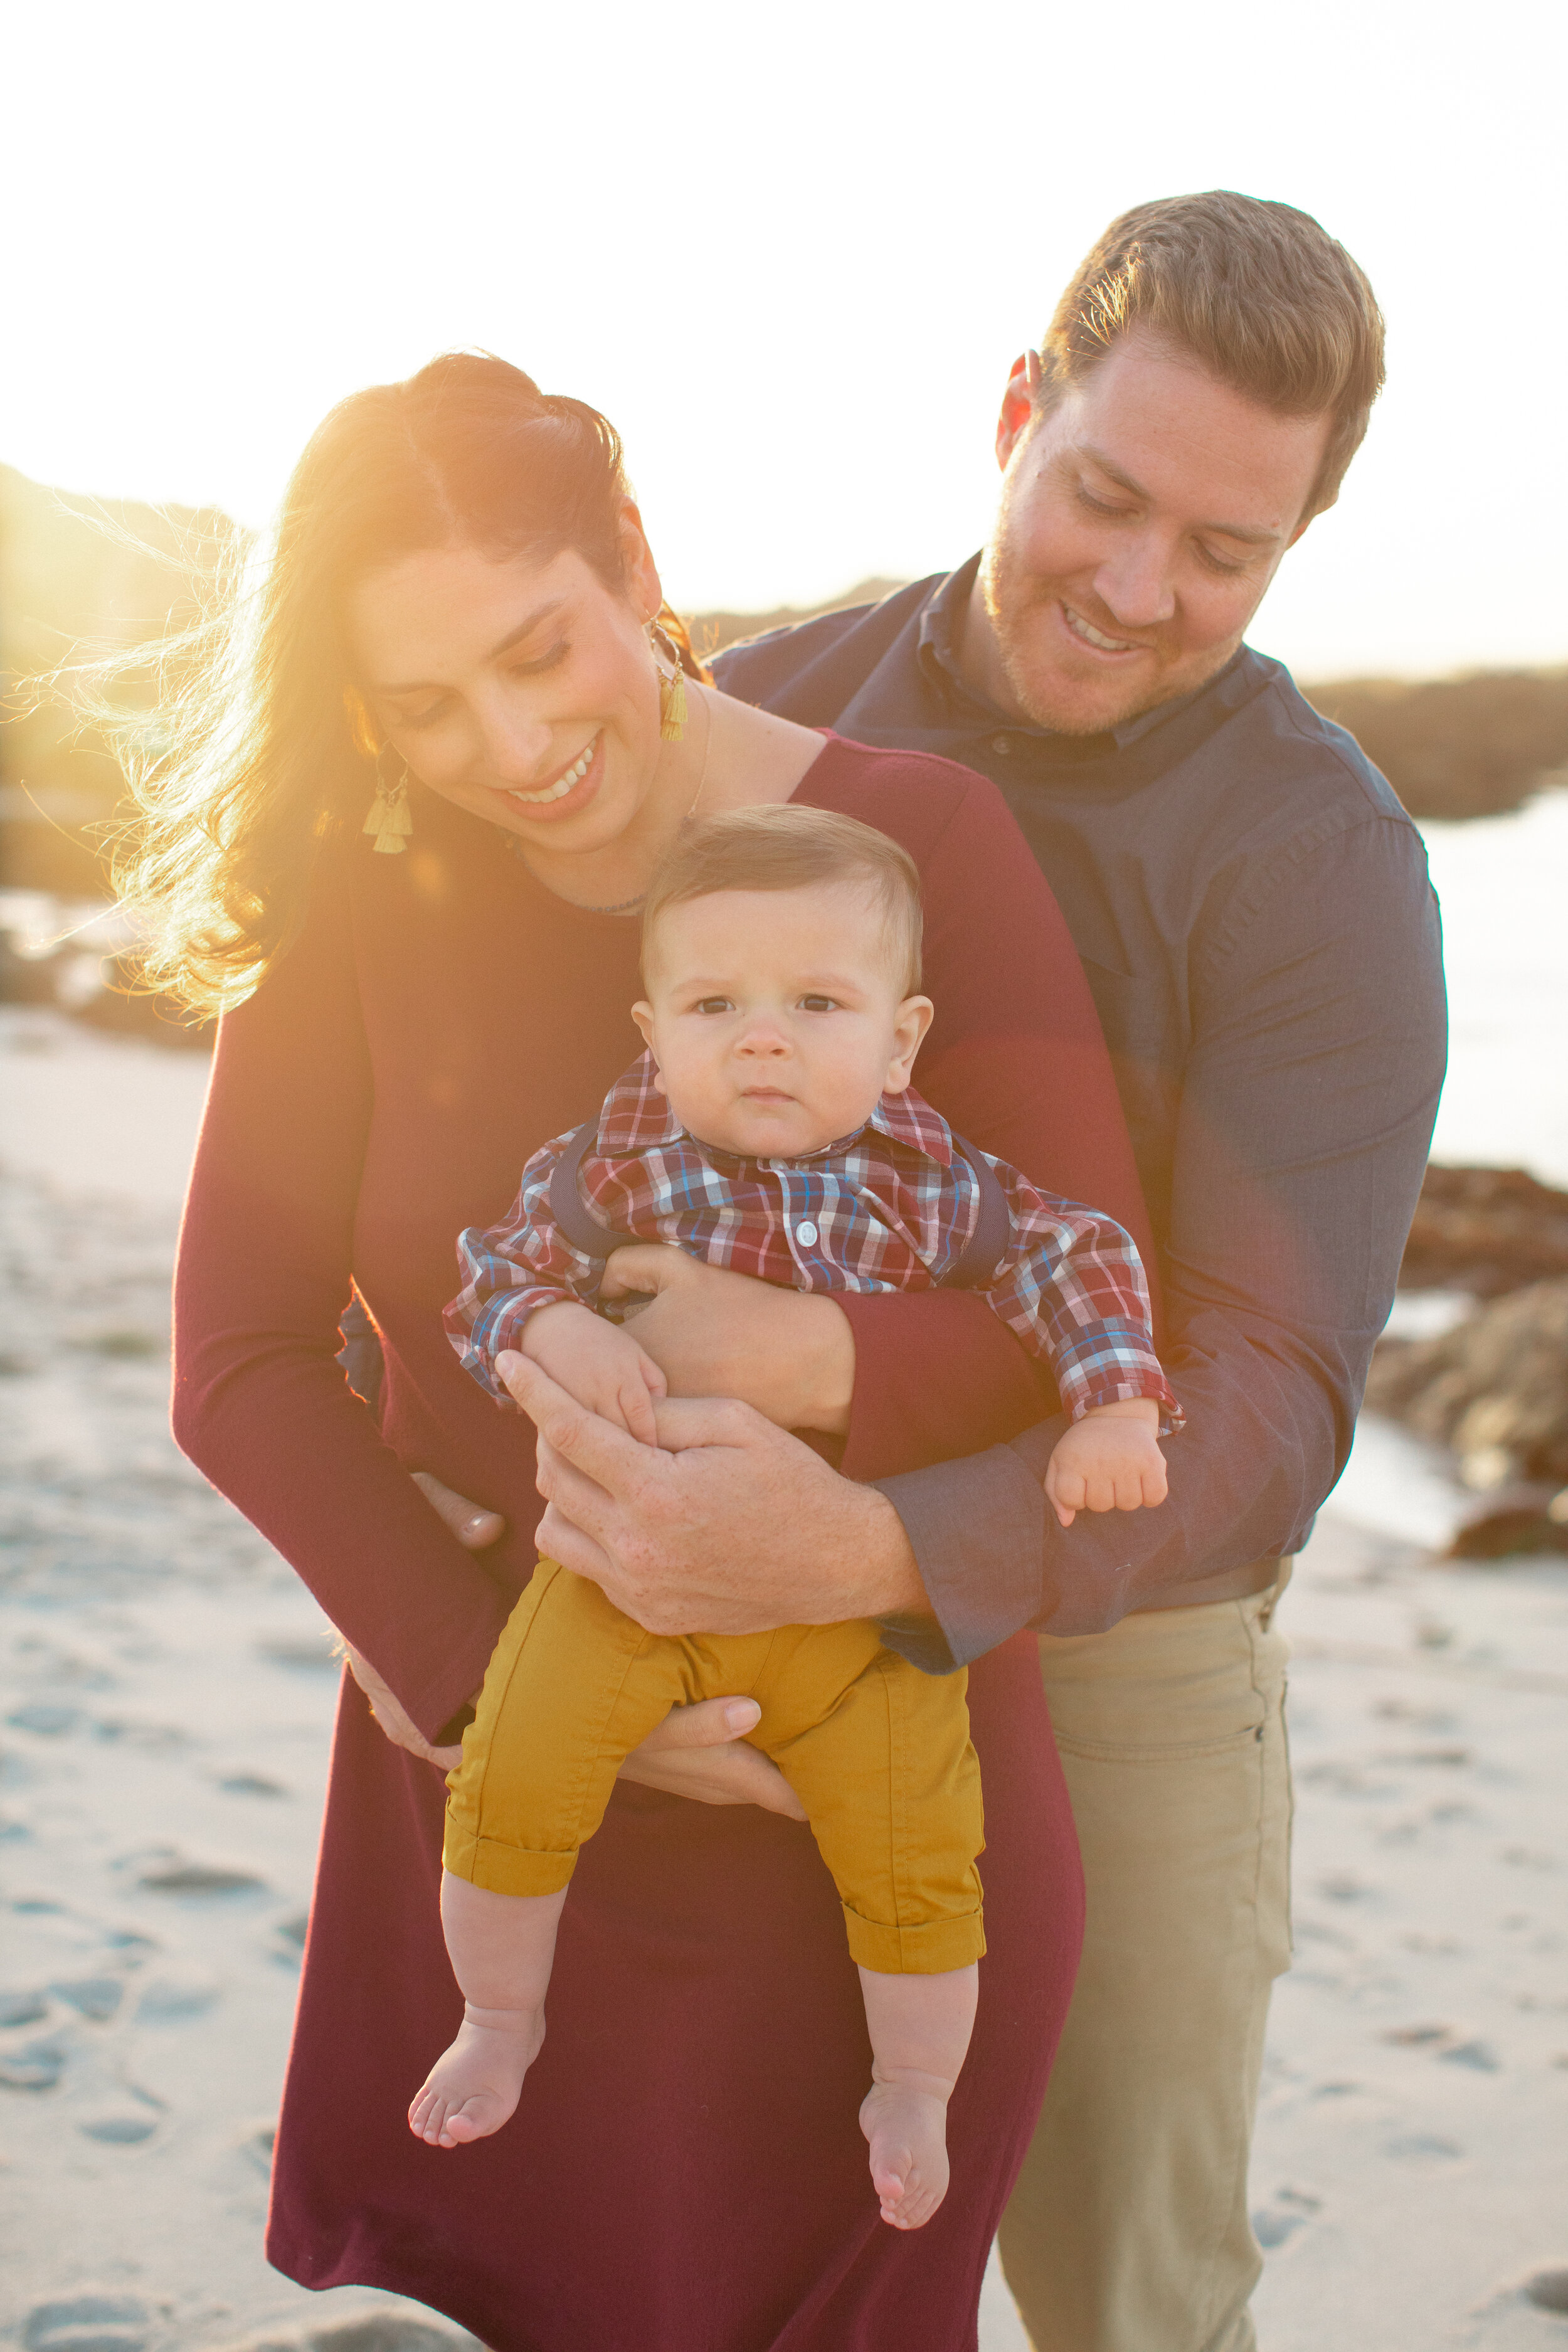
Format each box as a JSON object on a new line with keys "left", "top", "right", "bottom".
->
{"left": 500, "top": 192, "right": 1446, "bottom": 2351}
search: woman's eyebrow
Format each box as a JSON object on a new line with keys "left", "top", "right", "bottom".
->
{"left": 374, "top": 599, "right": 568, "bottom": 694}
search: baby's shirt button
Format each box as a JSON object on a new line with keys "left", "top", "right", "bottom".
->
{"left": 795, "top": 1221, "right": 819, "bottom": 1247}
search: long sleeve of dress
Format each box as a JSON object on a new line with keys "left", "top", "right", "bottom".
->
{"left": 171, "top": 859, "right": 511, "bottom": 1741}
{"left": 875, "top": 812, "right": 1446, "bottom": 1664}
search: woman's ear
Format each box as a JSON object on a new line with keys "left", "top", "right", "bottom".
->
{"left": 883, "top": 995, "right": 935, "bottom": 1093}
{"left": 618, "top": 501, "right": 663, "bottom": 622}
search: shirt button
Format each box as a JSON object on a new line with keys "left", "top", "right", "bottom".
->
{"left": 795, "top": 1221, "right": 819, "bottom": 1246}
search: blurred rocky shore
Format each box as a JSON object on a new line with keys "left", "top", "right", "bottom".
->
{"left": 1368, "top": 1167, "right": 1568, "bottom": 1559}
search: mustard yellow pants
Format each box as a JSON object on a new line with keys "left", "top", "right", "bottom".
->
{"left": 443, "top": 1560, "right": 987, "bottom": 1974}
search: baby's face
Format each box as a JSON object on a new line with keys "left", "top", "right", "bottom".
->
{"left": 633, "top": 884, "right": 933, "bottom": 1160}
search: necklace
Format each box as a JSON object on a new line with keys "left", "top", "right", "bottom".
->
{"left": 508, "top": 689, "right": 714, "bottom": 913}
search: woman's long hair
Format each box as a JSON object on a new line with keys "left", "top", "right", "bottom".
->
{"left": 110, "top": 352, "right": 707, "bottom": 1017}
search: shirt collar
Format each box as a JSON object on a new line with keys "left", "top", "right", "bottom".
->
{"left": 918, "top": 549, "right": 1248, "bottom": 750}
{"left": 596, "top": 1052, "right": 685, "bottom": 1154}
{"left": 595, "top": 1051, "right": 955, "bottom": 1170}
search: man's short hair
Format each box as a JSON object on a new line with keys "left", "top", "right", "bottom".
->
{"left": 1039, "top": 191, "right": 1385, "bottom": 517}
{"left": 642, "top": 805, "right": 924, "bottom": 993}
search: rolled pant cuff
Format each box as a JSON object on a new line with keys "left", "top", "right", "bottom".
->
{"left": 442, "top": 1823, "right": 578, "bottom": 1898}
{"left": 844, "top": 1905, "right": 986, "bottom": 1974}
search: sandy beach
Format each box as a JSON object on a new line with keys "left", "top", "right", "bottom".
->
{"left": 4, "top": 784, "right": 1566, "bottom": 2352}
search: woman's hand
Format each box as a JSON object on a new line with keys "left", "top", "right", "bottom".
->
{"left": 601, "top": 1245, "right": 854, "bottom": 1436}
{"left": 617, "top": 1695, "right": 807, "bottom": 1819}
{"left": 411, "top": 1468, "right": 507, "bottom": 1550}
{"left": 346, "top": 1476, "right": 504, "bottom": 1769}
{"left": 342, "top": 1645, "right": 468, "bottom": 1772}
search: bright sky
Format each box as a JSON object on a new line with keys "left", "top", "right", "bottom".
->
{"left": 6, "top": 0, "right": 1564, "bottom": 680}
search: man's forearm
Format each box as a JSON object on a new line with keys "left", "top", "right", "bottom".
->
{"left": 874, "top": 1308, "right": 1364, "bottom": 1668}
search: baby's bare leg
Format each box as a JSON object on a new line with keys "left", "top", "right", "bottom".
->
{"left": 857, "top": 1962, "right": 978, "bottom": 2229}
{"left": 408, "top": 1872, "right": 568, "bottom": 2149}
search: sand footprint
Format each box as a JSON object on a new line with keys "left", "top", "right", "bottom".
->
{"left": 21, "top": 2296, "right": 149, "bottom": 2352}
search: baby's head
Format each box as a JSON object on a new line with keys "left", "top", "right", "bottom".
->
{"left": 633, "top": 806, "right": 933, "bottom": 1159}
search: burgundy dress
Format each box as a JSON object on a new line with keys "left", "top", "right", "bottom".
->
{"left": 172, "top": 737, "right": 1154, "bottom": 2352}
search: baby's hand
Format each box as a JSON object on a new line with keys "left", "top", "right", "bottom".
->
{"left": 1044, "top": 1397, "right": 1168, "bottom": 1528}
{"left": 519, "top": 1301, "right": 668, "bottom": 1446}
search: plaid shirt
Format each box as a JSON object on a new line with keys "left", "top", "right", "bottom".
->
{"left": 448, "top": 1055, "right": 1179, "bottom": 1431}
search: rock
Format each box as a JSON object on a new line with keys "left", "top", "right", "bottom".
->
{"left": 1365, "top": 1278, "right": 1568, "bottom": 1491}
{"left": 1302, "top": 673, "right": 1568, "bottom": 822}
{"left": 1397, "top": 1163, "right": 1568, "bottom": 1297}
{"left": 132, "top": 1850, "right": 265, "bottom": 1897}
{"left": 1444, "top": 1483, "right": 1568, "bottom": 1559}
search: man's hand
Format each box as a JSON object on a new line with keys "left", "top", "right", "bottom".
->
{"left": 600, "top": 1244, "right": 855, "bottom": 1434}
{"left": 497, "top": 1351, "right": 928, "bottom": 1636}
{"left": 1044, "top": 1397, "right": 1168, "bottom": 1528}
{"left": 522, "top": 1299, "right": 667, "bottom": 1446}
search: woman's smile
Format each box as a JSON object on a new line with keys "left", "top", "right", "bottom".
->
{"left": 501, "top": 729, "right": 606, "bottom": 822}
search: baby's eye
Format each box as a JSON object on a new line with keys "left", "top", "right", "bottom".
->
{"left": 694, "top": 996, "right": 733, "bottom": 1015}
{"left": 798, "top": 995, "right": 839, "bottom": 1013}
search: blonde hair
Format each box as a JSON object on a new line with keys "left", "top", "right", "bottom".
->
{"left": 1038, "top": 191, "right": 1385, "bottom": 518}
{"left": 108, "top": 352, "right": 706, "bottom": 1018}
{"left": 642, "top": 805, "right": 924, "bottom": 994}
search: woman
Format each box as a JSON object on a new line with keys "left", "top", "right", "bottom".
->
{"left": 140, "top": 354, "right": 1153, "bottom": 2349}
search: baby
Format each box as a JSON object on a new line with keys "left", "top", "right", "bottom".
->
{"left": 413, "top": 804, "right": 1179, "bottom": 2229}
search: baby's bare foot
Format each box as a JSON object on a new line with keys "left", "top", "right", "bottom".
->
{"left": 859, "top": 2080, "right": 951, "bottom": 2229}
{"left": 408, "top": 2008, "right": 544, "bottom": 2149}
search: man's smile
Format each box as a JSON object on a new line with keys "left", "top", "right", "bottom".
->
{"left": 1061, "top": 603, "right": 1143, "bottom": 657}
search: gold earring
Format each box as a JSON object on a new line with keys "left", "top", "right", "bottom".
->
{"left": 364, "top": 744, "right": 414, "bottom": 854}
{"left": 649, "top": 620, "right": 687, "bottom": 743}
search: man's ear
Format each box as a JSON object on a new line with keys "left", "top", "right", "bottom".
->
{"left": 883, "top": 996, "right": 936, "bottom": 1093}
{"left": 997, "top": 351, "right": 1042, "bottom": 470}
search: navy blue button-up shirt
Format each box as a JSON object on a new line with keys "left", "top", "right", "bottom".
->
{"left": 714, "top": 559, "right": 1448, "bottom": 1668}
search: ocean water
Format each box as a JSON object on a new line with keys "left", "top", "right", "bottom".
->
{"left": 1420, "top": 787, "right": 1568, "bottom": 1184}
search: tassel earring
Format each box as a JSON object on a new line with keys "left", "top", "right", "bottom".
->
{"left": 364, "top": 744, "right": 415, "bottom": 854}
{"left": 649, "top": 621, "right": 687, "bottom": 742}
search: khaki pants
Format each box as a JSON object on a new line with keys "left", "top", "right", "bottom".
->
{"left": 999, "top": 1573, "right": 1293, "bottom": 2352}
